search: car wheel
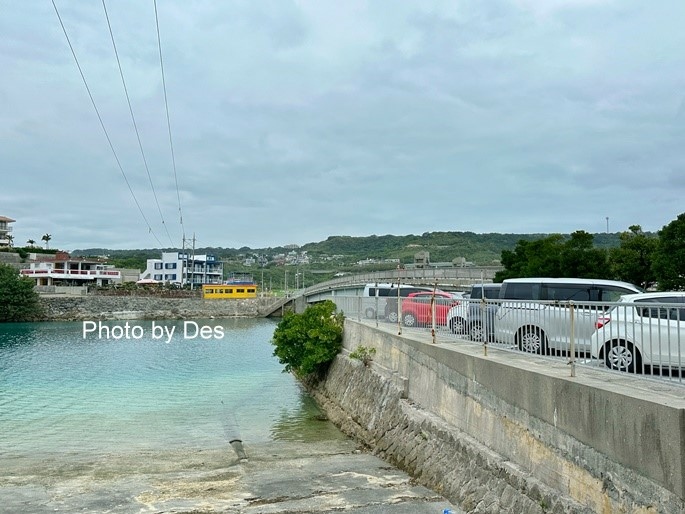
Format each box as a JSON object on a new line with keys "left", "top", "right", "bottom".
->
{"left": 450, "top": 317, "right": 466, "bottom": 334}
{"left": 402, "top": 312, "right": 417, "bottom": 327}
{"left": 365, "top": 307, "right": 376, "bottom": 319}
{"left": 517, "top": 326, "right": 546, "bottom": 354}
{"left": 386, "top": 310, "right": 399, "bottom": 323}
{"left": 469, "top": 322, "right": 485, "bottom": 342}
{"left": 603, "top": 340, "right": 641, "bottom": 373}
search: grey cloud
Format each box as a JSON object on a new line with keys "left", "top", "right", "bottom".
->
{"left": 1, "top": 1, "right": 684, "bottom": 249}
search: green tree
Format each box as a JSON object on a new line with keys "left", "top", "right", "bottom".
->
{"left": 109, "top": 256, "right": 147, "bottom": 271}
{"left": 559, "top": 231, "right": 609, "bottom": 278}
{"left": 608, "top": 225, "right": 657, "bottom": 289}
{"left": 42, "top": 233, "right": 52, "bottom": 249}
{"left": 0, "top": 264, "right": 44, "bottom": 322}
{"left": 653, "top": 213, "right": 685, "bottom": 291}
{"left": 272, "top": 300, "right": 344, "bottom": 376}
{"left": 495, "top": 235, "right": 564, "bottom": 281}
{"left": 495, "top": 232, "right": 610, "bottom": 282}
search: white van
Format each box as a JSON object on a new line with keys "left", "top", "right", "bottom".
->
{"left": 362, "top": 283, "right": 433, "bottom": 322}
{"left": 494, "top": 278, "right": 641, "bottom": 354}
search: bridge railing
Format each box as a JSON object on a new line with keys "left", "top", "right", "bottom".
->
{"left": 303, "top": 266, "right": 502, "bottom": 297}
{"left": 331, "top": 294, "right": 685, "bottom": 386}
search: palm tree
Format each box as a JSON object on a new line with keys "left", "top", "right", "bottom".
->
{"left": 6, "top": 234, "right": 13, "bottom": 247}
{"left": 42, "top": 233, "right": 52, "bottom": 249}
{"left": 26, "top": 239, "right": 36, "bottom": 247}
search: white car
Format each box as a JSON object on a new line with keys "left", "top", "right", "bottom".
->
{"left": 590, "top": 292, "right": 685, "bottom": 373}
{"left": 493, "top": 278, "right": 641, "bottom": 354}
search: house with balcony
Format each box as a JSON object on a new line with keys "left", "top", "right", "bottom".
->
{"left": 140, "top": 251, "right": 223, "bottom": 287}
{"left": 20, "top": 251, "right": 121, "bottom": 286}
{"left": 0, "top": 216, "right": 15, "bottom": 247}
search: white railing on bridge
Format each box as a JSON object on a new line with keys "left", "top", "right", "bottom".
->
{"left": 303, "top": 266, "right": 502, "bottom": 297}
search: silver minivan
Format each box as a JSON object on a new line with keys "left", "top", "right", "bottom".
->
{"left": 362, "top": 283, "right": 432, "bottom": 322}
{"left": 494, "top": 278, "right": 642, "bottom": 354}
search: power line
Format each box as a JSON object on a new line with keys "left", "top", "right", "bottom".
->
{"left": 51, "top": 0, "right": 164, "bottom": 247}
{"left": 154, "top": 0, "right": 185, "bottom": 246}
{"left": 101, "top": 0, "right": 174, "bottom": 247}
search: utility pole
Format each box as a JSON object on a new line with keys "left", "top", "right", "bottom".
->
{"left": 190, "top": 232, "right": 196, "bottom": 290}
{"left": 182, "top": 234, "right": 187, "bottom": 287}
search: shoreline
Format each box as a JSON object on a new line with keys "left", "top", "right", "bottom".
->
{"left": 37, "top": 295, "right": 283, "bottom": 321}
{"left": 1, "top": 439, "right": 460, "bottom": 513}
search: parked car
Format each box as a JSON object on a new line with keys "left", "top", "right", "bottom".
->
{"left": 493, "top": 278, "right": 642, "bottom": 354}
{"left": 446, "top": 283, "right": 502, "bottom": 341}
{"left": 590, "top": 292, "right": 685, "bottom": 373}
{"left": 401, "top": 291, "right": 460, "bottom": 327}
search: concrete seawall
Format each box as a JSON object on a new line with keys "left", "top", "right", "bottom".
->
{"left": 307, "top": 320, "right": 685, "bottom": 513}
{"left": 39, "top": 295, "right": 281, "bottom": 320}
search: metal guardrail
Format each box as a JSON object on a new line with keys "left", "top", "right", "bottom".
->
{"left": 331, "top": 294, "right": 685, "bottom": 385}
{"left": 302, "top": 267, "right": 502, "bottom": 297}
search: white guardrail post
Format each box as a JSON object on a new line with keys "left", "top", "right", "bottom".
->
{"left": 397, "top": 285, "right": 402, "bottom": 335}
{"left": 482, "top": 296, "right": 488, "bottom": 356}
{"left": 569, "top": 301, "right": 576, "bottom": 377}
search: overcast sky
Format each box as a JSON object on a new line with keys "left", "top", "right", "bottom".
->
{"left": 2, "top": 1, "right": 684, "bottom": 251}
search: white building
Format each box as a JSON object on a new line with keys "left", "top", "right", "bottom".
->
{"left": 140, "top": 251, "right": 223, "bottom": 287}
{"left": 20, "top": 251, "right": 121, "bottom": 286}
{"left": 0, "top": 216, "right": 15, "bottom": 247}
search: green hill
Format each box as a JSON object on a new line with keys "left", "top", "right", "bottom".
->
{"left": 300, "top": 231, "right": 622, "bottom": 265}
{"left": 73, "top": 231, "right": 624, "bottom": 270}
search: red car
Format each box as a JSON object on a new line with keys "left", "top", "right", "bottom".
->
{"left": 401, "top": 291, "right": 459, "bottom": 327}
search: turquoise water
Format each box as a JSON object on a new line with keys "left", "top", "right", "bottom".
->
{"left": 0, "top": 318, "right": 344, "bottom": 461}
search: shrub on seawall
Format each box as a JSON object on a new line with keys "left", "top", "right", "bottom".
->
{"left": 0, "top": 263, "right": 44, "bottom": 322}
{"left": 271, "top": 300, "right": 344, "bottom": 377}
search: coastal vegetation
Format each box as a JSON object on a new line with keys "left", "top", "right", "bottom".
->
{"left": 0, "top": 263, "right": 44, "bottom": 322}
{"left": 349, "top": 345, "right": 376, "bottom": 367}
{"left": 0, "top": 246, "right": 57, "bottom": 260}
{"left": 652, "top": 213, "right": 685, "bottom": 291}
{"left": 271, "top": 300, "right": 344, "bottom": 377}
{"left": 495, "top": 215, "right": 685, "bottom": 291}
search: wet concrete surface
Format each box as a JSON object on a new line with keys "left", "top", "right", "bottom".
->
{"left": 1, "top": 439, "right": 462, "bottom": 513}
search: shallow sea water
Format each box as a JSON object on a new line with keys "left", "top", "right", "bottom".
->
{"left": 0, "top": 318, "right": 346, "bottom": 465}
{"left": 0, "top": 318, "right": 464, "bottom": 514}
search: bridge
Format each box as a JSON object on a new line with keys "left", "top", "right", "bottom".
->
{"left": 264, "top": 266, "right": 502, "bottom": 316}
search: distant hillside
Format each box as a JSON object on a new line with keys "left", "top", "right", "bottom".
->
{"left": 300, "top": 231, "right": 623, "bottom": 265}
{"left": 74, "top": 231, "right": 624, "bottom": 268}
